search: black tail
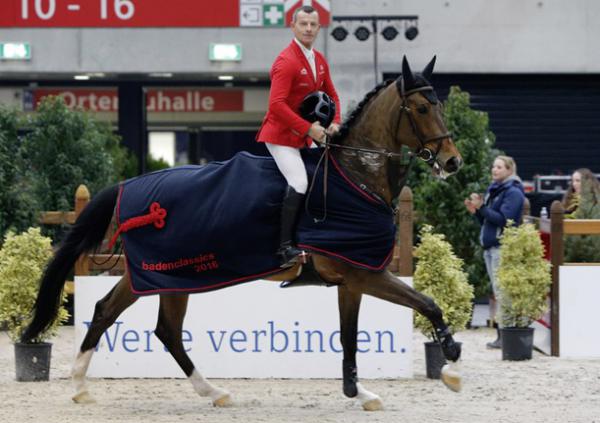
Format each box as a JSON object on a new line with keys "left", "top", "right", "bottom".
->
{"left": 20, "top": 184, "right": 120, "bottom": 343}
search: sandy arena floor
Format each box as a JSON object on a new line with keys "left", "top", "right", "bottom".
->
{"left": 1, "top": 326, "right": 599, "bottom": 423}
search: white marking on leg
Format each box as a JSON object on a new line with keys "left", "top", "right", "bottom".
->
{"left": 189, "top": 369, "right": 232, "bottom": 407}
{"left": 71, "top": 350, "right": 96, "bottom": 403}
{"left": 356, "top": 382, "right": 383, "bottom": 411}
{"left": 441, "top": 361, "right": 462, "bottom": 392}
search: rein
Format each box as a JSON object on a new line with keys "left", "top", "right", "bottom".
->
{"left": 317, "top": 138, "right": 411, "bottom": 160}
{"left": 306, "top": 80, "right": 452, "bottom": 221}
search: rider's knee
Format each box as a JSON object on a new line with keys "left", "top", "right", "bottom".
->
{"left": 287, "top": 175, "right": 308, "bottom": 194}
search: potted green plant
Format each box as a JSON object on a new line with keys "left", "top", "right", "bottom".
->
{"left": 413, "top": 225, "right": 474, "bottom": 379}
{"left": 496, "top": 223, "right": 552, "bottom": 360}
{"left": 0, "top": 227, "right": 69, "bottom": 381}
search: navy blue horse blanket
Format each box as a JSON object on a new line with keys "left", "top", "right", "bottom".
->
{"left": 115, "top": 148, "right": 396, "bottom": 295}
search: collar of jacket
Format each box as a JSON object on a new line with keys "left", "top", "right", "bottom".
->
{"left": 290, "top": 41, "right": 318, "bottom": 86}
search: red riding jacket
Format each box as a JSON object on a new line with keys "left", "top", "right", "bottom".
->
{"left": 256, "top": 40, "right": 341, "bottom": 148}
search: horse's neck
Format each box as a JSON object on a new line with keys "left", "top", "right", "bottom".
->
{"left": 333, "top": 88, "right": 408, "bottom": 204}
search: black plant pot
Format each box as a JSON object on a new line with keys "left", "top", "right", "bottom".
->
{"left": 424, "top": 341, "right": 446, "bottom": 379}
{"left": 501, "top": 327, "right": 534, "bottom": 361}
{"left": 14, "top": 342, "right": 52, "bottom": 381}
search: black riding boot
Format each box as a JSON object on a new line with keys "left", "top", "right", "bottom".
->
{"left": 277, "top": 186, "right": 305, "bottom": 268}
{"left": 486, "top": 328, "right": 502, "bottom": 349}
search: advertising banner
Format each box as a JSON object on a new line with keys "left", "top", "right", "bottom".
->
{"left": 24, "top": 88, "right": 244, "bottom": 113}
{"left": 559, "top": 266, "right": 600, "bottom": 358}
{"left": 75, "top": 276, "right": 413, "bottom": 378}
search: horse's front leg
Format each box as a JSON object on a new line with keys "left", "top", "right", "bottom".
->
{"left": 338, "top": 286, "right": 384, "bottom": 411}
{"left": 346, "top": 270, "right": 462, "bottom": 392}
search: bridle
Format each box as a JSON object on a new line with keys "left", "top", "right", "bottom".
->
{"left": 396, "top": 78, "right": 453, "bottom": 166}
{"left": 320, "top": 79, "right": 452, "bottom": 167}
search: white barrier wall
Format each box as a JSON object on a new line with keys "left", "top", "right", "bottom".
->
{"left": 559, "top": 266, "right": 600, "bottom": 358}
{"left": 75, "top": 276, "right": 413, "bottom": 379}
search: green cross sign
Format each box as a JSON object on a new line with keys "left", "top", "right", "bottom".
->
{"left": 263, "top": 4, "right": 284, "bottom": 27}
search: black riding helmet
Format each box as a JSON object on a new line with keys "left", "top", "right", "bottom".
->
{"left": 299, "top": 91, "right": 336, "bottom": 128}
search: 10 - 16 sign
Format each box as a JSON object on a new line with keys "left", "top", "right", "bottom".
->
{"left": 1, "top": 0, "right": 239, "bottom": 27}
{"left": 1, "top": 0, "right": 330, "bottom": 27}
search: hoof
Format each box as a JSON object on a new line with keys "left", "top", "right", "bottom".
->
{"left": 441, "top": 363, "right": 462, "bottom": 393}
{"left": 356, "top": 383, "right": 383, "bottom": 411}
{"left": 72, "top": 390, "right": 96, "bottom": 404}
{"left": 361, "top": 397, "right": 384, "bottom": 411}
{"left": 212, "top": 393, "right": 232, "bottom": 407}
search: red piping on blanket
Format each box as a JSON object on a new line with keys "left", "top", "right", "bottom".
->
{"left": 108, "top": 202, "right": 167, "bottom": 250}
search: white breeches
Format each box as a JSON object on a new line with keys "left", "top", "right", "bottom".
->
{"left": 266, "top": 143, "right": 308, "bottom": 194}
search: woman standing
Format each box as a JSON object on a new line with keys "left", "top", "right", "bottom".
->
{"left": 464, "top": 155, "right": 525, "bottom": 349}
{"left": 562, "top": 168, "right": 600, "bottom": 217}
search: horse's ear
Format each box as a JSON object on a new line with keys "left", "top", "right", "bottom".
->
{"left": 401, "top": 56, "right": 416, "bottom": 89}
{"left": 422, "top": 55, "right": 436, "bottom": 80}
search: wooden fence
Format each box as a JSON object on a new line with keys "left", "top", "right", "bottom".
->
{"left": 523, "top": 198, "right": 600, "bottom": 356}
{"left": 538, "top": 201, "right": 600, "bottom": 356}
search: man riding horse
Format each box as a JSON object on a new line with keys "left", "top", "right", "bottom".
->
{"left": 256, "top": 5, "right": 342, "bottom": 269}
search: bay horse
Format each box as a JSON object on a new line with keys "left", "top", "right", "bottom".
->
{"left": 21, "top": 56, "right": 464, "bottom": 411}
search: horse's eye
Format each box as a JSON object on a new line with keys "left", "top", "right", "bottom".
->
{"left": 417, "top": 104, "right": 428, "bottom": 114}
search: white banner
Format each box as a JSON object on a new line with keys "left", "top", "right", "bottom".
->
{"left": 559, "top": 266, "right": 600, "bottom": 358}
{"left": 75, "top": 276, "right": 413, "bottom": 379}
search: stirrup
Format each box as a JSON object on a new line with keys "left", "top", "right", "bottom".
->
{"left": 277, "top": 245, "right": 306, "bottom": 268}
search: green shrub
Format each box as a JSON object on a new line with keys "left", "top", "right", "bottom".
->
{"left": 413, "top": 225, "right": 474, "bottom": 338}
{"left": 0, "top": 108, "right": 41, "bottom": 242}
{"left": 497, "top": 223, "right": 551, "bottom": 327}
{"left": 409, "top": 86, "right": 500, "bottom": 299}
{"left": 0, "top": 228, "right": 67, "bottom": 342}
{"left": 19, "top": 96, "right": 121, "bottom": 211}
{"left": 146, "top": 153, "right": 171, "bottom": 173}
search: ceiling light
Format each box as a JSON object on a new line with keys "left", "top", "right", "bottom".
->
{"left": 149, "top": 72, "right": 173, "bottom": 78}
{"left": 331, "top": 26, "right": 349, "bottom": 41}
{"left": 218, "top": 75, "right": 234, "bottom": 81}
{"left": 381, "top": 26, "right": 399, "bottom": 41}
{"left": 405, "top": 25, "right": 419, "bottom": 41}
{"left": 354, "top": 26, "right": 371, "bottom": 42}
{"left": 74, "top": 75, "right": 90, "bottom": 80}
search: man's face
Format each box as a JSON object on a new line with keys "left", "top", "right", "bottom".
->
{"left": 291, "top": 11, "right": 320, "bottom": 49}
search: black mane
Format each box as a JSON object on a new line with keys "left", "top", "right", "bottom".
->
{"left": 335, "top": 79, "right": 394, "bottom": 140}
{"left": 335, "top": 73, "right": 437, "bottom": 141}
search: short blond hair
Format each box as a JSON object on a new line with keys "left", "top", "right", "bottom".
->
{"left": 495, "top": 155, "right": 517, "bottom": 176}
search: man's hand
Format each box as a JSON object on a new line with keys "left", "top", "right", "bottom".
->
{"left": 307, "top": 121, "right": 326, "bottom": 142}
{"left": 325, "top": 122, "right": 341, "bottom": 136}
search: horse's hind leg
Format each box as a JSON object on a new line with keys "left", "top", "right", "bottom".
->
{"left": 154, "top": 294, "right": 231, "bottom": 407}
{"left": 72, "top": 273, "right": 138, "bottom": 404}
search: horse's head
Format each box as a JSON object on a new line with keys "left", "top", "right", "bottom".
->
{"left": 394, "top": 56, "right": 463, "bottom": 178}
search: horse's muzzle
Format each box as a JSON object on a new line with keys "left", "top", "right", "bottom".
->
{"left": 444, "top": 156, "right": 463, "bottom": 174}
